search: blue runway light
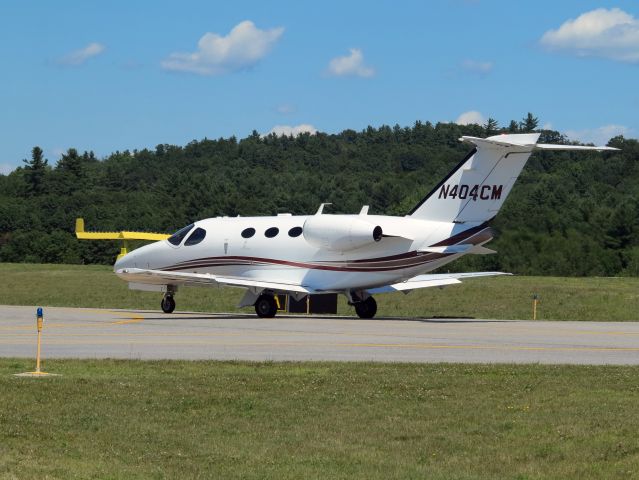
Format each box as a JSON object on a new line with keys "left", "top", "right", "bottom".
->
{"left": 37, "top": 307, "right": 43, "bottom": 318}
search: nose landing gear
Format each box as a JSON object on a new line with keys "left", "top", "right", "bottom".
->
{"left": 254, "top": 294, "right": 278, "bottom": 318}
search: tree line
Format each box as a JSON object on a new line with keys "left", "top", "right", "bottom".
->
{"left": 1, "top": 113, "right": 638, "bottom": 276}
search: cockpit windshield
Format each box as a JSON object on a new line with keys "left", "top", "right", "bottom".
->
{"left": 168, "top": 224, "right": 194, "bottom": 246}
{"left": 185, "top": 227, "right": 206, "bottom": 246}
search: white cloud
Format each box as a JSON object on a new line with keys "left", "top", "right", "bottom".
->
{"left": 264, "top": 124, "right": 317, "bottom": 137}
{"left": 542, "top": 122, "right": 553, "bottom": 130}
{"left": 455, "top": 110, "right": 486, "bottom": 125}
{"left": 161, "top": 20, "right": 284, "bottom": 75}
{"left": 327, "top": 48, "right": 375, "bottom": 77}
{"left": 58, "top": 42, "right": 105, "bottom": 65}
{"left": 461, "top": 59, "right": 493, "bottom": 74}
{"left": 0, "top": 163, "right": 15, "bottom": 175}
{"left": 565, "top": 124, "right": 630, "bottom": 145}
{"left": 540, "top": 8, "right": 639, "bottom": 62}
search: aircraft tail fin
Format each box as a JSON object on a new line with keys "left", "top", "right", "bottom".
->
{"left": 407, "top": 133, "right": 617, "bottom": 223}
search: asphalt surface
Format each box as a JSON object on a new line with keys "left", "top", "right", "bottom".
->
{"left": 2, "top": 305, "right": 639, "bottom": 364}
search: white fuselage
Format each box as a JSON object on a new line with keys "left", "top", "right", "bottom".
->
{"left": 114, "top": 214, "right": 492, "bottom": 292}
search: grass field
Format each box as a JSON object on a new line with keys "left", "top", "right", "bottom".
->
{"left": 3, "top": 266, "right": 639, "bottom": 478}
{"left": 1, "top": 263, "right": 639, "bottom": 320}
{"left": 2, "top": 359, "right": 639, "bottom": 479}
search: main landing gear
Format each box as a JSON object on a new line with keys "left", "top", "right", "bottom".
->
{"left": 254, "top": 294, "right": 278, "bottom": 318}
{"left": 161, "top": 294, "right": 176, "bottom": 314}
{"left": 347, "top": 290, "right": 378, "bottom": 319}
{"left": 354, "top": 296, "right": 377, "bottom": 319}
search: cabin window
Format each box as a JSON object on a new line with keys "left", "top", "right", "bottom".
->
{"left": 288, "top": 226, "right": 303, "bottom": 237}
{"left": 168, "top": 224, "right": 194, "bottom": 246}
{"left": 241, "top": 227, "right": 256, "bottom": 238}
{"left": 185, "top": 227, "right": 206, "bottom": 246}
{"left": 265, "top": 227, "right": 279, "bottom": 238}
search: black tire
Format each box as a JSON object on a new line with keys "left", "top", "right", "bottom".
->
{"left": 161, "top": 295, "right": 176, "bottom": 314}
{"left": 254, "top": 294, "right": 278, "bottom": 318}
{"left": 354, "top": 296, "right": 377, "bottom": 319}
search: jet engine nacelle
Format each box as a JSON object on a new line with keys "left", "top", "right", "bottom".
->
{"left": 303, "top": 215, "right": 383, "bottom": 252}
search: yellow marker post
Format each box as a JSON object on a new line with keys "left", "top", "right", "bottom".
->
{"left": 35, "top": 307, "right": 43, "bottom": 373}
{"left": 532, "top": 294, "right": 540, "bottom": 321}
{"left": 14, "top": 308, "right": 59, "bottom": 377}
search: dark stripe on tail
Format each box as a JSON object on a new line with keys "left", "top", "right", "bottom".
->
{"left": 407, "top": 147, "right": 477, "bottom": 216}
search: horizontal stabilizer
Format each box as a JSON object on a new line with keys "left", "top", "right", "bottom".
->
{"left": 420, "top": 244, "right": 496, "bottom": 255}
{"left": 534, "top": 143, "right": 619, "bottom": 151}
{"left": 420, "top": 245, "right": 470, "bottom": 254}
{"left": 460, "top": 134, "right": 540, "bottom": 149}
{"left": 468, "top": 245, "right": 496, "bottom": 254}
{"left": 461, "top": 135, "right": 618, "bottom": 152}
{"left": 367, "top": 271, "right": 511, "bottom": 294}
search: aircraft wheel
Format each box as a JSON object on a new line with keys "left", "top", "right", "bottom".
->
{"left": 355, "top": 296, "right": 377, "bottom": 319}
{"left": 161, "top": 295, "right": 176, "bottom": 314}
{"left": 255, "top": 294, "right": 277, "bottom": 318}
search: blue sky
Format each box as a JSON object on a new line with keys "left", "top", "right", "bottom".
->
{"left": 1, "top": 0, "right": 638, "bottom": 174}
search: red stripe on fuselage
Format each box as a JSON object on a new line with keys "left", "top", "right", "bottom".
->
{"left": 161, "top": 252, "right": 447, "bottom": 273}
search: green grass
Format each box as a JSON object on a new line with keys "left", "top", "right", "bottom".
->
{"left": 2, "top": 359, "right": 639, "bottom": 479}
{"left": 3, "top": 267, "right": 639, "bottom": 478}
{"left": 2, "top": 263, "right": 639, "bottom": 320}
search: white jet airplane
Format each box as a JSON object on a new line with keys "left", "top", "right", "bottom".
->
{"left": 114, "top": 133, "right": 616, "bottom": 318}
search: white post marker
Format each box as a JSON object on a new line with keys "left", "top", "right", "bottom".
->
{"left": 14, "top": 307, "right": 59, "bottom": 377}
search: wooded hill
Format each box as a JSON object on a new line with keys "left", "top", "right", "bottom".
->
{"left": 1, "top": 115, "right": 638, "bottom": 276}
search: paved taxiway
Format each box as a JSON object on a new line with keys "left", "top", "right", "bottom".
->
{"left": 2, "top": 305, "right": 639, "bottom": 364}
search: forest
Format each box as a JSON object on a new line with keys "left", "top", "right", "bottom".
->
{"left": 1, "top": 113, "right": 638, "bottom": 276}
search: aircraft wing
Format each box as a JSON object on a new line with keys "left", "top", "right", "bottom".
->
{"left": 117, "top": 267, "right": 509, "bottom": 297}
{"left": 115, "top": 268, "right": 315, "bottom": 294}
{"left": 367, "top": 271, "right": 511, "bottom": 294}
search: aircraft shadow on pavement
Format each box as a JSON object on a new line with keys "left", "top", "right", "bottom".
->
{"left": 115, "top": 310, "right": 513, "bottom": 324}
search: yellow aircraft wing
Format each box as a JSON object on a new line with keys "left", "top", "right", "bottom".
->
{"left": 75, "top": 218, "right": 169, "bottom": 241}
{"left": 75, "top": 218, "right": 170, "bottom": 259}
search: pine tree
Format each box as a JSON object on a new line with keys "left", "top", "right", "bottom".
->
{"left": 520, "top": 112, "right": 539, "bottom": 132}
{"left": 57, "top": 148, "right": 82, "bottom": 176}
{"left": 484, "top": 117, "right": 499, "bottom": 136}
{"left": 22, "top": 146, "right": 48, "bottom": 194}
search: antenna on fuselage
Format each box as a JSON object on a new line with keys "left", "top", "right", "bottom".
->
{"left": 315, "top": 203, "right": 332, "bottom": 215}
